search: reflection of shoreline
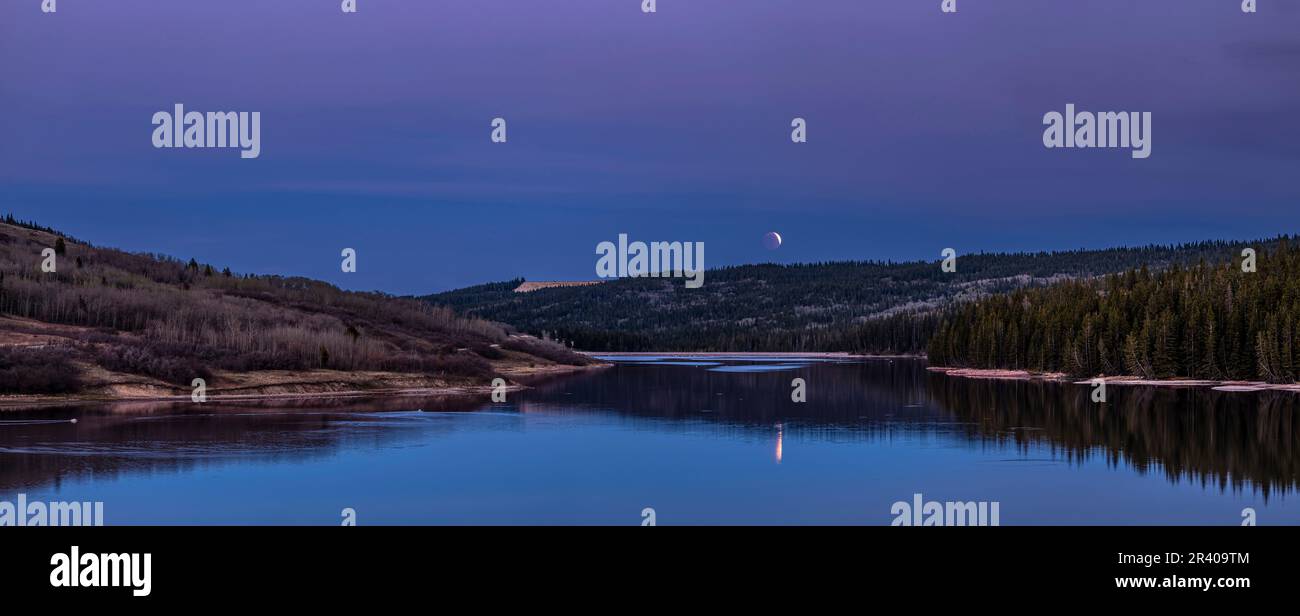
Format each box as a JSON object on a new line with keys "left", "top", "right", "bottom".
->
{"left": 592, "top": 351, "right": 922, "bottom": 359}
{"left": 522, "top": 358, "right": 936, "bottom": 431}
{"left": 0, "top": 405, "right": 471, "bottom": 492}
{"left": 927, "top": 373, "right": 1300, "bottom": 497}
{"left": 929, "top": 366, "right": 1300, "bottom": 393}
{"left": 0, "top": 365, "right": 613, "bottom": 491}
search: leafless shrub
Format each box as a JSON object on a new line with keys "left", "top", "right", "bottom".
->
{"left": 0, "top": 346, "right": 83, "bottom": 394}
{"left": 501, "top": 337, "right": 594, "bottom": 366}
{"left": 93, "top": 342, "right": 214, "bottom": 386}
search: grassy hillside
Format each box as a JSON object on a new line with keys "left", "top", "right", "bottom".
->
{"left": 423, "top": 240, "right": 1273, "bottom": 353}
{"left": 0, "top": 216, "right": 593, "bottom": 397}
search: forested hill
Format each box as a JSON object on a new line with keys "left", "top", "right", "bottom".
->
{"left": 0, "top": 216, "right": 591, "bottom": 396}
{"left": 929, "top": 239, "right": 1300, "bottom": 382}
{"left": 422, "top": 239, "right": 1274, "bottom": 353}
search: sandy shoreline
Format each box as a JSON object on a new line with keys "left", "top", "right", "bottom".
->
{"left": 0, "top": 362, "right": 609, "bottom": 411}
{"left": 928, "top": 366, "right": 1300, "bottom": 392}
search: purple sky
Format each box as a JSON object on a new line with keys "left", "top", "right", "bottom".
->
{"left": 2, "top": 0, "right": 1297, "bottom": 294}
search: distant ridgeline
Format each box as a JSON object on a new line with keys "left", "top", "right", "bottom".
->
{"left": 422, "top": 239, "right": 1271, "bottom": 354}
{"left": 1, "top": 214, "right": 64, "bottom": 238}
{"left": 929, "top": 237, "right": 1300, "bottom": 382}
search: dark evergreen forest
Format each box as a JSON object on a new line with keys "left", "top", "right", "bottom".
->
{"left": 425, "top": 239, "right": 1280, "bottom": 359}
{"left": 930, "top": 240, "right": 1300, "bottom": 382}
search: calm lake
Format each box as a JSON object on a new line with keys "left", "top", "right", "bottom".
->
{"left": 2, "top": 355, "right": 1297, "bottom": 525}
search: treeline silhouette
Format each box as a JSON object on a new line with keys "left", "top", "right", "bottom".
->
{"left": 426, "top": 240, "right": 1267, "bottom": 354}
{"left": 929, "top": 239, "right": 1300, "bottom": 382}
{"left": 0, "top": 219, "right": 590, "bottom": 394}
{"left": 2, "top": 213, "right": 64, "bottom": 237}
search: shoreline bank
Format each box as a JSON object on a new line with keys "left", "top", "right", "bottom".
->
{"left": 928, "top": 366, "right": 1300, "bottom": 392}
{"left": 0, "top": 362, "right": 609, "bottom": 411}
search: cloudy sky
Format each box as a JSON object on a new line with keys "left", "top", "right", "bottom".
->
{"left": 2, "top": 0, "right": 1297, "bottom": 294}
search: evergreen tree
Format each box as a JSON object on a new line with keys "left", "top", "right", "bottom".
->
{"left": 929, "top": 242, "right": 1300, "bottom": 383}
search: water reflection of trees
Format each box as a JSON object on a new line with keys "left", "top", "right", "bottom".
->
{"left": 528, "top": 361, "right": 1300, "bottom": 496}
{"left": 520, "top": 360, "right": 942, "bottom": 437}
{"left": 0, "top": 394, "right": 488, "bottom": 491}
{"left": 9, "top": 361, "right": 1297, "bottom": 500}
{"left": 926, "top": 374, "right": 1300, "bottom": 497}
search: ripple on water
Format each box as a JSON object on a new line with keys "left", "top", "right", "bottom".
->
{"left": 706, "top": 363, "right": 811, "bottom": 373}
